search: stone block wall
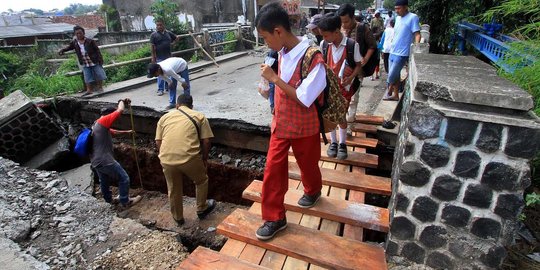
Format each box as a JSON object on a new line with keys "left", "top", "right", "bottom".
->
{"left": 386, "top": 53, "right": 540, "bottom": 269}
{"left": 0, "top": 91, "right": 65, "bottom": 163}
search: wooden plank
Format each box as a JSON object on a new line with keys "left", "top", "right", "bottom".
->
{"left": 355, "top": 115, "right": 384, "bottom": 125}
{"left": 220, "top": 239, "right": 246, "bottom": 258}
{"left": 179, "top": 246, "right": 269, "bottom": 270}
{"left": 343, "top": 190, "right": 366, "bottom": 241}
{"left": 217, "top": 209, "right": 387, "bottom": 270}
{"left": 243, "top": 180, "right": 389, "bottom": 232}
{"left": 350, "top": 123, "right": 378, "bottom": 134}
{"left": 318, "top": 145, "right": 378, "bottom": 168}
{"left": 289, "top": 162, "right": 391, "bottom": 195}
{"left": 319, "top": 135, "right": 378, "bottom": 148}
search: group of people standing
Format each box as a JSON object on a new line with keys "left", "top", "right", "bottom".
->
{"left": 59, "top": 20, "right": 192, "bottom": 110}
{"left": 254, "top": 0, "right": 421, "bottom": 240}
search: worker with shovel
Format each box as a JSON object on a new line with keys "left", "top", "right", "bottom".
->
{"left": 92, "top": 99, "right": 142, "bottom": 209}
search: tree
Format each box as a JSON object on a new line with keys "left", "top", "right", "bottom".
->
{"left": 384, "top": 0, "right": 395, "bottom": 10}
{"left": 23, "top": 9, "right": 44, "bottom": 15}
{"left": 150, "top": 0, "right": 188, "bottom": 34}
{"left": 99, "top": 4, "right": 121, "bottom": 32}
{"left": 63, "top": 4, "right": 100, "bottom": 15}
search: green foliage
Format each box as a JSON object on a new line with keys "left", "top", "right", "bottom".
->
{"left": 107, "top": 47, "right": 152, "bottom": 83}
{"left": 525, "top": 192, "right": 540, "bottom": 206}
{"left": 99, "top": 4, "right": 121, "bottom": 32}
{"left": 63, "top": 3, "right": 100, "bottom": 15}
{"left": 223, "top": 31, "right": 237, "bottom": 54}
{"left": 11, "top": 72, "right": 81, "bottom": 97}
{"left": 483, "top": 0, "right": 540, "bottom": 40}
{"left": 23, "top": 8, "right": 44, "bottom": 15}
{"left": 0, "top": 51, "right": 23, "bottom": 88}
{"left": 190, "top": 53, "right": 200, "bottom": 63}
{"left": 384, "top": 0, "right": 396, "bottom": 10}
{"left": 150, "top": 0, "right": 189, "bottom": 34}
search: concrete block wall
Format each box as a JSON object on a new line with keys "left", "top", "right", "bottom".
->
{"left": 0, "top": 91, "right": 65, "bottom": 163}
{"left": 387, "top": 53, "right": 540, "bottom": 269}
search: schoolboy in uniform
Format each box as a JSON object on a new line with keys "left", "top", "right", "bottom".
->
{"left": 255, "top": 2, "right": 326, "bottom": 240}
{"left": 318, "top": 13, "right": 363, "bottom": 160}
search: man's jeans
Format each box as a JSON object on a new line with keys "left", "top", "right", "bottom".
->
{"left": 156, "top": 58, "right": 168, "bottom": 92}
{"left": 95, "top": 161, "right": 130, "bottom": 205}
{"left": 169, "top": 68, "right": 191, "bottom": 106}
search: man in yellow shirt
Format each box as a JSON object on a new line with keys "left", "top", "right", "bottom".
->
{"left": 155, "top": 94, "right": 216, "bottom": 225}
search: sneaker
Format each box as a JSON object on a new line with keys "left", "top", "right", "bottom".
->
{"left": 165, "top": 104, "right": 176, "bottom": 110}
{"left": 157, "top": 91, "right": 164, "bottom": 96}
{"left": 256, "top": 218, "right": 287, "bottom": 240}
{"left": 370, "top": 76, "right": 375, "bottom": 81}
{"left": 337, "top": 143, "right": 348, "bottom": 160}
{"left": 175, "top": 218, "right": 185, "bottom": 226}
{"left": 297, "top": 191, "right": 321, "bottom": 208}
{"left": 120, "top": 195, "right": 142, "bottom": 209}
{"left": 327, "top": 142, "right": 338, "bottom": 158}
{"left": 197, "top": 199, "right": 216, "bottom": 219}
{"left": 111, "top": 195, "right": 120, "bottom": 205}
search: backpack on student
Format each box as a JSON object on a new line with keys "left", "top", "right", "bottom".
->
{"left": 300, "top": 46, "right": 348, "bottom": 144}
{"left": 356, "top": 23, "right": 380, "bottom": 77}
{"left": 73, "top": 128, "right": 93, "bottom": 157}
{"left": 321, "top": 38, "right": 361, "bottom": 94}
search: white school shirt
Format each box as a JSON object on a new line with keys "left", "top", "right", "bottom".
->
{"left": 319, "top": 35, "right": 362, "bottom": 72}
{"left": 279, "top": 37, "right": 326, "bottom": 107}
{"left": 158, "top": 57, "right": 188, "bottom": 84}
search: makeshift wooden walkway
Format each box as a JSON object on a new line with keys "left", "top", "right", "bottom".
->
{"left": 179, "top": 115, "right": 390, "bottom": 270}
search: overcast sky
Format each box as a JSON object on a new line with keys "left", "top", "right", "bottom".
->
{"left": 0, "top": 0, "right": 103, "bottom": 13}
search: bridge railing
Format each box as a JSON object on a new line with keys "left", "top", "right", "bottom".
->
{"left": 64, "top": 25, "right": 256, "bottom": 77}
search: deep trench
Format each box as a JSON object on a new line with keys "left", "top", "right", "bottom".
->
{"left": 45, "top": 97, "right": 391, "bottom": 252}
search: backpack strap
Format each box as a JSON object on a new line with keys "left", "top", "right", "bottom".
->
{"left": 345, "top": 38, "right": 357, "bottom": 69}
{"left": 321, "top": 41, "right": 329, "bottom": 63}
{"left": 178, "top": 108, "right": 200, "bottom": 140}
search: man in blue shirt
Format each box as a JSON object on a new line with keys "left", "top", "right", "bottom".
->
{"left": 384, "top": 0, "right": 420, "bottom": 101}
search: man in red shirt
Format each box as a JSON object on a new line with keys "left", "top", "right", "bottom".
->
{"left": 92, "top": 99, "right": 141, "bottom": 208}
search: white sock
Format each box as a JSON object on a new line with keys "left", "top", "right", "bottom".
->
{"left": 339, "top": 127, "right": 347, "bottom": 144}
{"left": 330, "top": 130, "right": 337, "bottom": 143}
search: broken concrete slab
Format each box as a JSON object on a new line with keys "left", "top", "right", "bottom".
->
{"left": 0, "top": 91, "right": 65, "bottom": 163}
{"left": 58, "top": 163, "right": 93, "bottom": 194}
{"left": 0, "top": 237, "right": 49, "bottom": 270}
{"left": 24, "top": 137, "right": 70, "bottom": 170}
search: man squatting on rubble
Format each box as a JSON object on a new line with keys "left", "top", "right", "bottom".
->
{"left": 156, "top": 94, "right": 216, "bottom": 226}
{"left": 254, "top": 2, "right": 325, "bottom": 241}
{"left": 92, "top": 99, "right": 142, "bottom": 208}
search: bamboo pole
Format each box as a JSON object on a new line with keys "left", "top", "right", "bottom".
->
{"left": 189, "top": 31, "right": 219, "bottom": 68}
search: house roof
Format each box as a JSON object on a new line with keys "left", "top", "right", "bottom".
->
{"left": 51, "top": 15, "right": 105, "bottom": 30}
{"left": 0, "top": 23, "right": 74, "bottom": 39}
{"left": 0, "top": 14, "right": 51, "bottom": 27}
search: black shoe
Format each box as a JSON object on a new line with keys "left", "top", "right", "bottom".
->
{"left": 197, "top": 199, "right": 216, "bottom": 219}
{"left": 165, "top": 104, "right": 176, "bottom": 110}
{"left": 175, "top": 218, "right": 185, "bottom": 226}
{"left": 337, "top": 143, "right": 348, "bottom": 160}
{"left": 256, "top": 218, "right": 287, "bottom": 240}
{"left": 327, "top": 142, "right": 338, "bottom": 158}
{"left": 297, "top": 191, "right": 321, "bottom": 208}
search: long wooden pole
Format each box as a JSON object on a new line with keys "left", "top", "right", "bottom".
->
{"left": 189, "top": 31, "right": 219, "bottom": 68}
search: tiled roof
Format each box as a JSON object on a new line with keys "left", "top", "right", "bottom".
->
{"left": 0, "top": 23, "right": 74, "bottom": 39}
{"left": 51, "top": 15, "right": 105, "bottom": 30}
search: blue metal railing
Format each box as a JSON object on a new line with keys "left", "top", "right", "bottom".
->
{"left": 453, "top": 21, "right": 535, "bottom": 74}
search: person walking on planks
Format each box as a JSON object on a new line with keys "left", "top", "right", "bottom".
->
{"left": 92, "top": 99, "right": 142, "bottom": 208}
{"left": 255, "top": 2, "right": 325, "bottom": 241}
{"left": 155, "top": 94, "right": 216, "bottom": 226}
{"left": 150, "top": 19, "right": 180, "bottom": 97}
{"left": 147, "top": 57, "right": 191, "bottom": 110}
{"left": 58, "top": 25, "right": 106, "bottom": 96}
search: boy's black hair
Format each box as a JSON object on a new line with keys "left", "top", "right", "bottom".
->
{"left": 177, "top": 94, "right": 193, "bottom": 108}
{"left": 255, "top": 2, "right": 291, "bottom": 33}
{"left": 317, "top": 13, "right": 342, "bottom": 32}
{"left": 73, "top": 25, "right": 85, "bottom": 34}
{"left": 337, "top": 3, "right": 355, "bottom": 18}
{"left": 147, "top": 63, "right": 161, "bottom": 78}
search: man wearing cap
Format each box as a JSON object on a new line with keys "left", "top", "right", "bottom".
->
{"left": 155, "top": 94, "right": 216, "bottom": 226}
{"left": 92, "top": 99, "right": 142, "bottom": 208}
{"left": 147, "top": 57, "right": 190, "bottom": 110}
{"left": 384, "top": 0, "right": 420, "bottom": 101}
{"left": 305, "top": 14, "right": 323, "bottom": 45}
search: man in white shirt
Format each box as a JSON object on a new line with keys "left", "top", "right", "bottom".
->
{"left": 147, "top": 57, "right": 190, "bottom": 110}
